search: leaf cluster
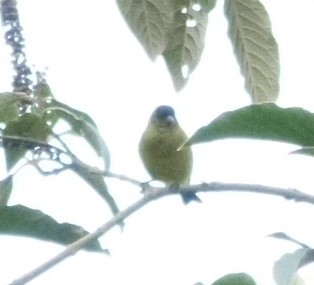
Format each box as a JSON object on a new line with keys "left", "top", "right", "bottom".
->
{"left": 117, "top": 0, "right": 279, "bottom": 102}
{"left": 0, "top": 81, "right": 117, "bottom": 252}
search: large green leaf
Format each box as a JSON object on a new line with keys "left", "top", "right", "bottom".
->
{"left": 3, "top": 113, "right": 52, "bottom": 170}
{"left": 163, "top": 0, "right": 215, "bottom": 90}
{"left": 44, "top": 100, "right": 110, "bottom": 170}
{"left": 211, "top": 272, "right": 256, "bottom": 285}
{"left": 0, "top": 205, "right": 106, "bottom": 252}
{"left": 186, "top": 104, "right": 314, "bottom": 147}
{"left": 117, "top": 0, "right": 216, "bottom": 90}
{"left": 224, "top": 0, "right": 279, "bottom": 103}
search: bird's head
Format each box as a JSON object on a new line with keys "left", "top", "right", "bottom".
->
{"left": 150, "top": 105, "right": 177, "bottom": 130}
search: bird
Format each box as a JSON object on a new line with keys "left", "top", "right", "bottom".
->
{"left": 139, "top": 105, "right": 201, "bottom": 204}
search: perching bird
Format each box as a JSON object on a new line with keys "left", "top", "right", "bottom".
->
{"left": 139, "top": 105, "right": 201, "bottom": 204}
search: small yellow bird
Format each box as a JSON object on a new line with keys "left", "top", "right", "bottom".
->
{"left": 139, "top": 105, "right": 201, "bottom": 203}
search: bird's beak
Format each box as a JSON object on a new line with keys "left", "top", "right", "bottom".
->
{"left": 153, "top": 114, "right": 176, "bottom": 129}
{"left": 164, "top": 115, "right": 176, "bottom": 124}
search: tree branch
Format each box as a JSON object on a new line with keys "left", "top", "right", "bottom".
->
{"left": 8, "top": 182, "right": 314, "bottom": 284}
{"left": 178, "top": 182, "right": 314, "bottom": 204}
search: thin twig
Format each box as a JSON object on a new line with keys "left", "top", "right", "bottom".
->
{"left": 51, "top": 132, "right": 74, "bottom": 155}
{"left": 103, "top": 171, "right": 143, "bottom": 186}
{"left": 8, "top": 182, "right": 314, "bottom": 284}
{"left": 28, "top": 157, "right": 71, "bottom": 176}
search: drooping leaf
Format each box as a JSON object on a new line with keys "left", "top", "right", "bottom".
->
{"left": 273, "top": 248, "right": 312, "bottom": 285}
{"left": 163, "top": 0, "right": 215, "bottom": 90}
{"left": 0, "top": 175, "right": 13, "bottom": 206}
{"left": 268, "top": 232, "right": 311, "bottom": 249}
{"left": 44, "top": 100, "right": 110, "bottom": 170}
{"left": 0, "top": 205, "right": 106, "bottom": 252}
{"left": 186, "top": 104, "right": 314, "bottom": 147}
{"left": 0, "top": 92, "right": 31, "bottom": 123}
{"left": 70, "top": 158, "right": 121, "bottom": 220}
{"left": 117, "top": 0, "right": 216, "bottom": 91}
{"left": 224, "top": 0, "right": 279, "bottom": 103}
{"left": 117, "top": 0, "right": 173, "bottom": 60}
{"left": 3, "top": 113, "right": 52, "bottom": 170}
{"left": 211, "top": 272, "right": 256, "bottom": 285}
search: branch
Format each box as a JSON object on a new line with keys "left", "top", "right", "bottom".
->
{"left": 8, "top": 182, "right": 314, "bottom": 284}
{"left": 178, "top": 182, "right": 314, "bottom": 204}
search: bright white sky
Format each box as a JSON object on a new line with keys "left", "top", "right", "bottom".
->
{"left": 1, "top": 0, "right": 314, "bottom": 284}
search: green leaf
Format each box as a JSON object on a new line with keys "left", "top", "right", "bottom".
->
{"left": 117, "top": 0, "right": 216, "bottom": 90}
{"left": 268, "top": 232, "right": 311, "bottom": 249}
{"left": 186, "top": 104, "right": 314, "bottom": 147}
{"left": 211, "top": 272, "right": 256, "bottom": 285}
{"left": 224, "top": 0, "right": 279, "bottom": 103}
{"left": 3, "top": 113, "right": 52, "bottom": 170}
{"left": 70, "top": 159, "right": 121, "bottom": 219}
{"left": 0, "top": 92, "right": 31, "bottom": 123}
{"left": 163, "top": 0, "right": 214, "bottom": 91}
{"left": 0, "top": 205, "right": 106, "bottom": 252}
{"left": 117, "top": 0, "right": 173, "bottom": 60}
{"left": 0, "top": 175, "right": 13, "bottom": 206}
{"left": 44, "top": 100, "right": 110, "bottom": 170}
{"left": 273, "top": 248, "right": 312, "bottom": 285}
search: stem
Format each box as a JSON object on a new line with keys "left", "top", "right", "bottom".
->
{"left": 180, "top": 182, "right": 314, "bottom": 204}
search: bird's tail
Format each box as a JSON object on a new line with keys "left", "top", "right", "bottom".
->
{"left": 181, "top": 193, "right": 202, "bottom": 204}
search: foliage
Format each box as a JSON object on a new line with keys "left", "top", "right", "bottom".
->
{"left": 211, "top": 273, "right": 256, "bottom": 285}
{"left": 117, "top": 0, "right": 279, "bottom": 101}
{"left": 0, "top": 0, "right": 313, "bottom": 284}
{"left": 0, "top": 205, "right": 106, "bottom": 253}
{"left": 0, "top": 81, "right": 119, "bottom": 248}
{"left": 185, "top": 104, "right": 314, "bottom": 150}
{"left": 273, "top": 248, "right": 313, "bottom": 285}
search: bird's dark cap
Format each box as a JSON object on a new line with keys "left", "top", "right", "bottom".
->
{"left": 153, "top": 105, "right": 175, "bottom": 119}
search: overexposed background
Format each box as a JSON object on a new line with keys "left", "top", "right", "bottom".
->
{"left": 0, "top": 0, "right": 314, "bottom": 284}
